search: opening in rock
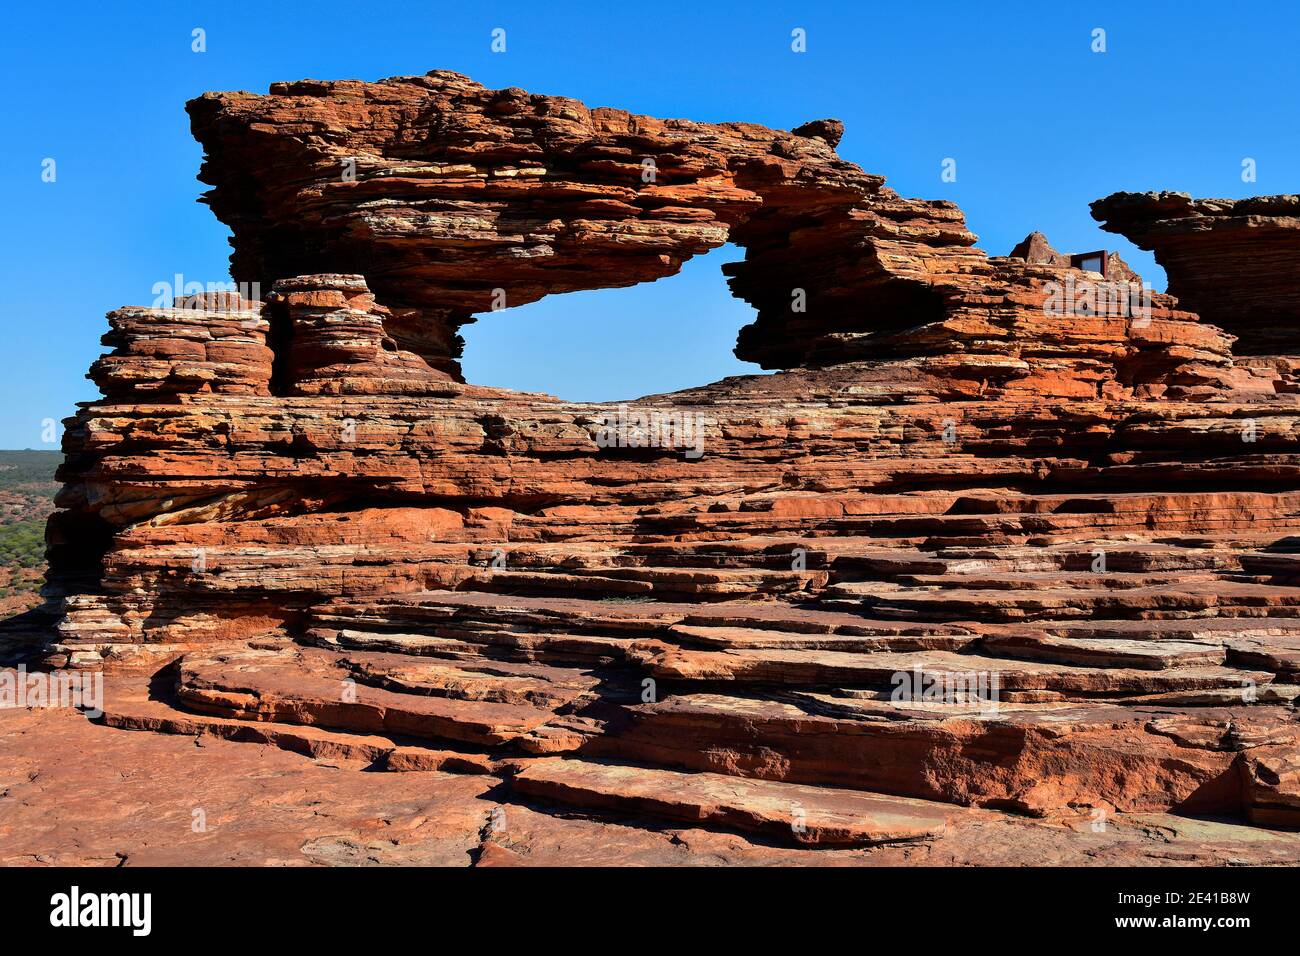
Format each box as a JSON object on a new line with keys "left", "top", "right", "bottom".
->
{"left": 458, "top": 244, "right": 768, "bottom": 400}
{"left": 265, "top": 297, "right": 294, "bottom": 397}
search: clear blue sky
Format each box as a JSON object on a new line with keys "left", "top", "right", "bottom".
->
{"left": 2, "top": 1, "right": 1297, "bottom": 448}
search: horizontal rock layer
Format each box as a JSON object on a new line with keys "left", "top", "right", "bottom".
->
{"left": 9, "top": 699, "right": 1300, "bottom": 865}
{"left": 45, "top": 294, "right": 1300, "bottom": 832}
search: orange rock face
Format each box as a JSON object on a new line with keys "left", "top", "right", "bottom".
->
{"left": 1093, "top": 191, "right": 1300, "bottom": 355}
{"left": 18, "top": 72, "right": 1300, "bottom": 864}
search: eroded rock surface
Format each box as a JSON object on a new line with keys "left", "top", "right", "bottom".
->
{"left": 6, "top": 700, "right": 1298, "bottom": 866}
{"left": 1093, "top": 191, "right": 1300, "bottom": 354}
{"left": 14, "top": 72, "right": 1300, "bottom": 864}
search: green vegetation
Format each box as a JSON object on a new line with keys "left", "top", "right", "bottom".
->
{"left": 0, "top": 450, "right": 60, "bottom": 495}
{"left": 0, "top": 450, "right": 60, "bottom": 530}
{"left": 0, "top": 452, "right": 58, "bottom": 604}
{"left": 0, "top": 519, "right": 46, "bottom": 570}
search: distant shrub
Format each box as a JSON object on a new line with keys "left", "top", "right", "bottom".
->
{"left": 0, "top": 519, "right": 45, "bottom": 568}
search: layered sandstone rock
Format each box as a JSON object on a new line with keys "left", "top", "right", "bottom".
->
{"left": 265, "top": 274, "right": 457, "bottom": 395}
{"left": 8, "top": 701, "right": 1300, "bottom": 865}
{"left": 26, "top": 73, "right": 1300, "bottom": 860}
{"left": 187, "top": 71, "right": 1229, "bottom": 394}
{"left": 1093, "top": 191, "right": 1300, "bottom": 354}
{"left": 90, "top": 292, "right": 271, "bottom": 398}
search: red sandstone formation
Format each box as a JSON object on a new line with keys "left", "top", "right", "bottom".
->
{"left": 1093, "top": 191, "right": 1300, "bottom": 354}
{"left": 14, "top": 72, "right": 1300, "bottom": 864}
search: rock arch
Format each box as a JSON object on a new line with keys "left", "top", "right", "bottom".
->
{"left": 189, "top": 71, "right": 1230, "bottom": 399}
{"left": 188, "top": 72, "right": 980, "bottom": 377}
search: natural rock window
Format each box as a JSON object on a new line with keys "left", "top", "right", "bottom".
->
{"left": 458, "top": 243, "right": 763, "bottom": 400}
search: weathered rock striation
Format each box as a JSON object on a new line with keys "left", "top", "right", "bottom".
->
{"left": 24, "top": 72, "right": 1300, "bottom": 861}
{"left": 1093, "top": 191, "right": 1300, "bottom": 355}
